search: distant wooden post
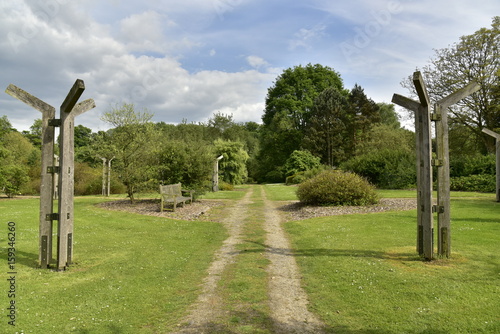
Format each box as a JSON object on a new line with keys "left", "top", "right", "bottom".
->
{"left": 212, "top": 155, "right": 224, "bottom": 192}
{"left": 434, "top": 82, "right": 480, "bottom": 257}
{"left": 107, "top": 157, "right": 115, "bottom": 197}
{"left": 101, "top": 157, "right": 107, "bottom": 196}
{"left": 5, "top": 80, "right": 95, "bottom": 270}
{"left": 482, "top": 128, "right": 500, "bottom": 202}
{"left": 392, "top": 72, "right": 433, "bottom": 260}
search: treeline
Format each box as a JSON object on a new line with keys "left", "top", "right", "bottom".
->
{"left": 1, "top": 56, "right": 498, "bottom": 198}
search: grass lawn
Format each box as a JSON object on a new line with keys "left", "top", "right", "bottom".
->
{"left": 0, "top": 196, "right": 226, "bottom": 333}
{"left": 284, "top": 197, "right": 500, "bottom": 333}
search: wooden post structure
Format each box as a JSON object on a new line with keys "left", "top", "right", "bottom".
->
{"left": 482, "top": 128, "right": 500, "bottom": 202}
{"left": 101, "top": 157, "right": 107, "bottom": 196}
{"left": 107, "top": 157, "right": 115, "bottom": 197}
{"left": 393, "top": 71, "right": 434, "bottom": 260}
{"left": 5, "top": 84, "right": 56, "bottom": 268}
{"left": 434, "top": 82, "right": 480, "bottom": 257}
{"left": 393, "top": 71, "right": 480, "bottom": 259}
{"left": 212, "top": 155, "right": 224, "bottom": 192}
{"left": 5, "top": 80, "right": 95, "bottom": 270}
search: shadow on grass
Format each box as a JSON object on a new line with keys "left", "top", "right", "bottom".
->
{"left": 243, "top": 240, "right": 420, "bottom": 262}
{"left": 0, "top": 248, "right": 39, "bottom": 268}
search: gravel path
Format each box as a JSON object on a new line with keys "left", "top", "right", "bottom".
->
{"left": 262, "top": 189, "right": 327, "bottom": 333}
{"left": 172, "top": 188, "right": 253, "bottom": 333}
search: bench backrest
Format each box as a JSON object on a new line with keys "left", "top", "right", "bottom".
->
{"left": 160, "top": 183, "right": 182, "bottom": 197}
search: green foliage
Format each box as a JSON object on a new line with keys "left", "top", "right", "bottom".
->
{"left": 99, "top": 103, "right": 158, "bottom": 202}
{"left": 214, "top": 139, "right": 249, "bottom": 185}
{"left": 450, "top": 154, "right": 495, "bottom": 177}
{"left": 258, "top": 64, "right": 346, "bottom": 181}
{"left": 218, "top": 181, "right": 235, "bottom": 191}
{"left": 0, "top": 131, "right": 37, "bottom": 196}
{"left": 158, "top": 139, "right": 213, "bottom": 189}
{"left": 303, "top": 87, "right": 350, "bottom": 166}
{"left": 378, "top": 102, "right": 401, "bottom": 128}
{"left": 342, "top": 149, "right": 416, "bottom": 189}
{"left": 450, "top": 174, "right": 496, "bottom": 192}
{"left": 0, "top": 164, "right": 30, "bottom": 197}
{"left": 285, "top": 165, "right": 331, "bottom": 185}
{"left": 283, "top": 150, "right": 321, "bottom": 177}
{"left": 297, "top": 170, "right": 378, "bottom": 206}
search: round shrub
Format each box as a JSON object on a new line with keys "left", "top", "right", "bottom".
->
{"left": 297, "top": 170, "right": 379, "bottom": 206}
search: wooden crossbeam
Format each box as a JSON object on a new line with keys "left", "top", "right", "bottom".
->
{"left": 438, "top": 81, "right": 481, "bottom": 108}
{"left": 413, "top": 71, "right": 431, "bottom": 107}
{"left": 5, "top": 84, "right": 55, "bottom": 114}
{"left": 60, "top": 79, "right": 85, "bottom": 113}
{"left": 391, "top": 94, "right": 420, "bottom": 111}
{"left": 482, "top": 128, "right": 500, "bottom": 139}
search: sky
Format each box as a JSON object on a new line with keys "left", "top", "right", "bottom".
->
{"left": 0, "top": 0, "right": 498, "bottom": 132}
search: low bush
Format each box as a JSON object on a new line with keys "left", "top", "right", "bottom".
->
{"left": 218, "top": 181, "right": 235, "bottom": 191}
{"left": 297, "top": 170, "right": 378, "bottom": 206}
{"left": 450, "top": 174, "right": 496, "bottom": 193}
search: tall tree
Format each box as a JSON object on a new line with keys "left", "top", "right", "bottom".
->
{"left": 100, "top": 103, "right": 157, "bottom": 202}
{"left": 258, "top": 64, "right": 345, "bottom": 181}
{"left": 347, "top": 84, "right": 381, "bottom": 155}
{"left": 303, "top": 87, "right": 349, "bottom": 166}
{"left": 402, "top": 16, "right": 500, "bottom": 153}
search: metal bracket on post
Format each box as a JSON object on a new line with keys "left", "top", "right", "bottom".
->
{"left": 47, "top": 166, "right": 61, "bottom": 174}
{"left": 430, "top": 113, "right": 441, "bottom": 121}
{"left": 48, "top": 119, "right": 61, "bottom": 127}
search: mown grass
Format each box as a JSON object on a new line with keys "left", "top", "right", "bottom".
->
{"left": 285, "top": 197, "right": 500, "bottom": 333}
{"left": 199, "top": 185, "right": 249, "bottom": 200}
{"left": 0, "top": 196, "right": 226, "bottom": 333}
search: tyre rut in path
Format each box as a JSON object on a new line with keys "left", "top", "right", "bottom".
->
{"left": 172, "top": 186, "right": 326, "bottom": 333}
{"left": 262, "top": 188, "right": 327, "bottom": 334}
{"left": 172, "top": 188, "right": 253, "bottom": 333}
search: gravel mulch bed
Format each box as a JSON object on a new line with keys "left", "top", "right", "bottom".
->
{"left": 96, "top": 199, "right": 225, "bottom": 221}
{"left": 279, "top": 198, "right": 418, "bottom": 221}
{"left": 97, "top": 198, "right": 417, "bottom": 222}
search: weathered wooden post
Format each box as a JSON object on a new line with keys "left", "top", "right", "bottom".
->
{"left": 101, "top": 157, "right": 107, "bottom": 196}
{"left": 434, "top": 82, "right": 480, "bottom": 257}
{"left": 6, "top": 84, "right": 56, "bottom": 268}
{"left": 5, "top": 80, "right": 95, "bottom": 270}
{"left": 393, "top": 72, "right": 480, "bottom": 259}
{"left": 107, "top": 157, "right": 115, "bottom": 197}
{"left": 212, "top": 155, "right": 224, "bottom": 192}
{"left": 392, "top": 71, "right": 433, "bottom": 260}
{"left": 482, "top": 128, "right": 500, "bottom": 202}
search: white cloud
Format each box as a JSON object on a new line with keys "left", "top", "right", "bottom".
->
{"left": 289, "top": 24, "right": 327, "bottom": 50}
{"left": 246, "top": 55, "right": 269, "bottom": 69}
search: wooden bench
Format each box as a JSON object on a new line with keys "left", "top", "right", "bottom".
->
{"left": 160, "top": 183, "right": 194, "bottom": 212}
